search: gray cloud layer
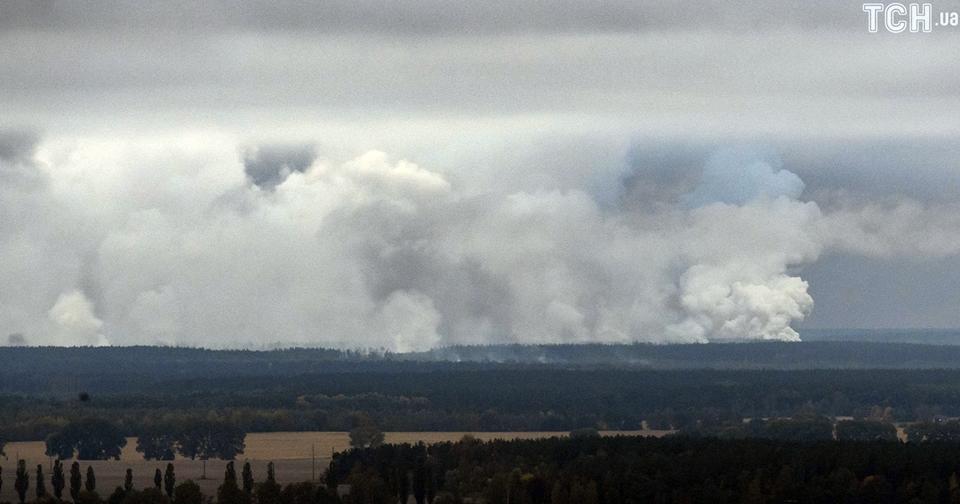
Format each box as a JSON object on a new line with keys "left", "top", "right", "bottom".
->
{"left": 1, "top": 1, "right": 959, "bottom": 346}
{"left": 0, "top": 0, "right": 869, "bottom": 34}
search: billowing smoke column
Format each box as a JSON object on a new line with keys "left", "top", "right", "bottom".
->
{"left": 1, "top": 132, "right": 957, "bottom": 349}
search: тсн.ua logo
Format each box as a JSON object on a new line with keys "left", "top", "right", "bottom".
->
{"left": 863, "top": 3, "right": 932, "bottom": 32}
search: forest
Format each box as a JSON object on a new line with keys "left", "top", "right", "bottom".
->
{"left": 5, "top": 340, "right": 960, "bottom": 395}
{"left": 9, "top": 364, "right": 960, "bottom": 442}
{"left": 327, "top": 434, "right": 960, "bottom": 503}
{"left": 10, "top": 363, "right": 960, "bottom": 442}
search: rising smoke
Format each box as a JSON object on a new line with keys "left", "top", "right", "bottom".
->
{"left": 1, "top": 131, "right": 958, "bottom": 350}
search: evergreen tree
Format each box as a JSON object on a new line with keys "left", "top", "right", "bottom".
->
{"left": 52, "top": 459, "right": 65, "bottom": 500}
{"left": 413, "top": 458, "right": 427, "bottom": 504}
{"left": 217, "top": 461, "right": 248, "bottom": 504}
{"left": 85, "top": 466, "right": 96, "bottom": 492}
{"left": 324, "top": 461, "right": 338, "bottom": 491}
{"left": 124, "top": 468, "right": 134, "bottom": 492}
{"left": 163, "top": 464, "right": 175, "bottom": 498}
{"left": 397, "top": 466, "right": 410, "bottom": 504}
{"left": 154, "top": 468, "right": 162, "bottom": 490}
{"left": 36, "top": 464, "right": 46, "bottom": 499}
{"left": 426, "top": 461, "right": 436, "bottom": 504}
{"left": 15, "top": 460, "right": 28, "bottom": 504}
{"left": 241, "top": 462, "right": 254, "bottom": 494}
{"left": 224, "top": 461, "right": 237, "bottom": 486}
{"left": 70, "top": 462, "right": 82, "bottom": 501}
{"left": 253, "top": 462, "right": 281, "bottom": 504}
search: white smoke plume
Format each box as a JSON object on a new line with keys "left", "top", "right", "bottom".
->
{"left": 2, "top": 132, "right": 959, "bottom": 349}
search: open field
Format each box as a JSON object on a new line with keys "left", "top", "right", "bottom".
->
{"left": 0, "top": 430, "right": 668, "bottom": 501}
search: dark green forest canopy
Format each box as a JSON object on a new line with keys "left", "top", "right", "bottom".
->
{"left": 5, "top": 342, "right": 960, "bottom": 443}
{"left": 330, "top": 435, "right": 960, "bottom": 503}
{"left": 5, "top": 340, "right": 960, "bottom": 394}
{"left": 5, "top": 366, "right": 960, "bottom": 440}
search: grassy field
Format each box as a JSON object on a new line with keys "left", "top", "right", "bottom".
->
{"left": 0, "top": 430, "right": 667, "bottom": 501}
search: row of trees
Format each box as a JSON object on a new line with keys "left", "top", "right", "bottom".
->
{"left": 0, "top": 459, "right": 349, "bottom": 504}
{"left": 42, "top": 418, "right": 246, "bottom": 461}
{"left": 3, "top": 460, "right": 114, "bottom": 503}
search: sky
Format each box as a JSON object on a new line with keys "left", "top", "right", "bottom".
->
{"left": 2, "top": 0, "right": 960, "bottom": 348}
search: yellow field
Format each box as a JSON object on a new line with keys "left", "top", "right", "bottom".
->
{"left": 0, "top": 430, "right": 666, "bottom": 500}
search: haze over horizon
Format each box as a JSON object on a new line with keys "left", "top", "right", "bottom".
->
{"left": 2, "top": 1, "right": 960, "bottom": 349}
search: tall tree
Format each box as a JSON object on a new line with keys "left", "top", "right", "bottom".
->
{"left": 426, "top": 461, "right": 436, "bottom": 504}
{"left": 348, "top": 415, "right": 384, "bottom": 449}
{"left": 325, "top": 461, "right": 338, "bottom": 491}
{"left": 254, "top": 462, "right": 280, "bottom": 504}
{"left": 175, "top": 419, "right": 246, "bottom": 479}
{"left": 175, "top": 419, "right": 246, "bottom": 461}
{"left": 217, "top": 461, "right": 248, "bottom": 504}
{"left": 70, "top": 462, "right": 82, "bottom": 501}
{"left": 14, "top": 460, "right": 28, "bottom": 504}
{"left": 224, "top": 462, "right": 237, "bottom": 486}
{"left": 49, "top": 419, "right": 127, "bottom": 460}
{"left": 398, "top": 466, "right": 410, "bottom": 504}
{"left": 51, "top": 459, "right": 65, "bottom": 499}
{"left": 36, "top": 464, "right": 46, "bottom": 499}
{"left": 413, "top": 458, "right": 427, "bottom": 504}
{"left": 124, "top": 468, "right": 134, "bottom": 492}
{"left": 85, "top": 466, "right": 96, "bottom": 493}
{"left": 45, "top": 433, "right": 74, "bottom": 460}
{"left": 163, "top": 464, "right": 175, "bottom": 498}
{"left": 241, "top": 462, "right": 254, "bottom": 495}
{"left": 136, "top": 424, "right": 177, "bottom": 461}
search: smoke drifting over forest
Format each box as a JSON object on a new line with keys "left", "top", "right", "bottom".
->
{"left": 2, "top": 130, "right": 959, "bottom": 350}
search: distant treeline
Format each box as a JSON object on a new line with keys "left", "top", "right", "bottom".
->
{"left": 331, "top": 434, "right": 960, "bottom": 503}
{"left": 8, "top": 368, "right": 960, "bottom": 441}
{"left": 5, "top": 341, "right": 960, "bottom": 394}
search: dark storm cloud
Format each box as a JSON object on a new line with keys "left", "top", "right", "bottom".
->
{"left": 242, "top": 144, "right": 316, "bottom": 189}
{"left": 0, "top": 0, "right": 863, "bottom": 34}
{"left": 0, "top": 128, "right": 39, "bottom": 164}
{"left": 0, "top": 128, "right": 43, "bottom": 188}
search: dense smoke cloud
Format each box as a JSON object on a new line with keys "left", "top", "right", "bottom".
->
{"left": 3, "top": 132, "right": 958, "bottom": 349}
{"left": 243, "top": 144, "right": 317, "bottom": 190}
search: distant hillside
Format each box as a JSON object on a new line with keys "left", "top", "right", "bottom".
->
{"left": 406, "top": 340, "right": 960, "bottom": 368}
{"left": 2, "top": 339, "right": 960, "bottom": 394}
{"left": 801, "top": 328, "right": 960, "bottom": 345}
